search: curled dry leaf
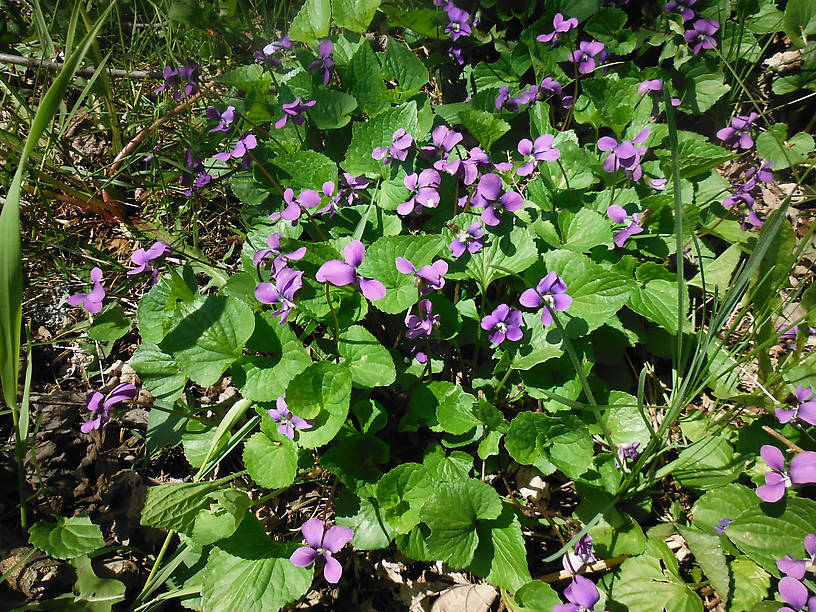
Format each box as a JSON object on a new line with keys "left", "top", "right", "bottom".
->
{"left": 431, "top": 583, "right": 497, "bottom": 612}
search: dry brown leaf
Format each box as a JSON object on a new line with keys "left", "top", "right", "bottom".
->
{"left": 431, "top": 583, "right": 497, "bottom": 612}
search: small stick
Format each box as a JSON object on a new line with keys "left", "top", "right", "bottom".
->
{"left": 761, "top": 425, "right": 806, "bottom": 453}
{"left": 0, "top": 53, "right": 163, "bottom": 79}
{"left": 536, "top": 555, "right": 629, "bottom": 583}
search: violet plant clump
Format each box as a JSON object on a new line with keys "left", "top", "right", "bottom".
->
{"left": 50, "top": 2, "right": 816, "bottom": 608}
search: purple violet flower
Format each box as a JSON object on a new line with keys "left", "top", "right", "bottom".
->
{"left": 396, "top": 257, "right": 448, "bottom": 294}
{"left": 308, "top": 39, "right": 335, "bottom": 86}
{"left": 471, "top": 173, "right": 524, "bottom": 226}
{"left": 253, "top": 232, "right": 307, "bottom": 271}
{"left": 495, "top": 86, "right": 531, "bottom": 113}
{"left": 372, "top": 129, "right": 413, "bottom": 165}
{"left": 334, "top": 173, "right": 370, "bottom": 207}
{"left": 607, "top": 205, "right": 645, "bottom": 247}
{"left": 398, "top": 169, "right": 441, "bottom": 216}
{"left": 723, "top": 177, "right": 755, "bottom": 209}
{"left": 445, "top": 6, "right": 472, "bottom": 41}
{"left": 517, "top": 134, "right": 561, "bottom": 176}
{"left": 778, "top": 577, "right": 816, "bottom": 612}
{"left": 205, "top": 105, "right": 235, "bottom": 133}
{"left": 255, "top": 267, "right": 304, "bottom": 324}
{"left": 405, "top": 299, "right": 440, "bottom": 340}
{"left": 269, "top": 188, "right": 322, "bottom": 223}
{"left": 154, "top": 65, "right": 179, "bottom": 95}
{"left": 685, "top": 19, "right": 719, "bottom": 54}
{"left": 554, "top": 574, "right": 607, "bottom": 612}
{"left": 144, "top": 144, "right": 161, "bottom": 164}
{"left": 316, "top": 241, "right": 386, "bottom": 301}
{"left": 713, "top": 518, "right": 733, "bottom": 535}
{"left": 128, "top": 241, "right": 172, "bottom": 284}
{"left": 448, "top": 46, "right": 464, "bottom": 65}
{"left": 481, "top": 304, "right": 523, "bottom": 346}
{"left": 778, "top": 534, "right": 816, "bottom": 580}
{"left": 154, "top": 59, "right": 198, "bottom": 101}
{"left": 181, "top": 149, "right": 211, "bottom": 197}
{"left": 67, "top": 267, "right": 105, "bottom": 314}
{"left": 214, "top": 132, "right": 257, "bottom": 163}
{"left": 562, "top": 534, "right": 596, "bottom": 575}
{"left": 597, "top": 129, "right": 650, "bottom": 180}
{"left": 638, "top": 79, "right": 681, "bottom": 117}
{"left": 176, "top": 59, "right": 198, "bottom": 97}
{"left": 268, "top": 395, "right": 312, "bottom": 438}
{"left": 665, "top": 0, "right": 696, "bottom": 21}
{"left": 569, "top": 41, "right": 605, "bottom": 74}
{"left": 449, "top": 221, "right": 485, "bottom": 258}
{"left": 469, "top": 147, "right": 512, "bottom": 174}
{"left": 258, "top": 34, "right": 293, "bottom": 67}
{"left": 716, "top": 112, "right": 759, "bottom": 149}
{"left": 777, "top": 386, "right": 816, "bottom": 426}
{"left": 290, "top": 518, "right": 354, "bottom": 584}
{"left": 81, "top": 383, "right": 137, "bottom": 433}
{"left": 755, "top": 162, "right": 775, "bottom": 183}
{"left": 264, "top": 35, "right": 293, "bottom": 56}
{"left": 756, "top": 445, "right": 816, "bottom": 503}
{"left": 537, "top": 13, "right": 578, "bottom": 46}
{"left": 519, "top": 271, "right": 572, "bottom": 326}
{"left": 537, "top": 77, "right": 573, "bottom": 108}
{"left": 275, "top": 97, "right": 316, "bottom": 130}
{"left": 421, "top": 125, "right": 463, "bottom": 161}
{"left": 614, "top": 442, "right": 641, "bottom": 472}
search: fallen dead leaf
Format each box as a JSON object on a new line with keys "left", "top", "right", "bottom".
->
{"left": 431, "top": 583, "right": 497, "bottom": 612}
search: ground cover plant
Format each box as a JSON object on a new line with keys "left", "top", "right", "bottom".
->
{"left": 2, "top": 0, "right": 816, "bottom": 609}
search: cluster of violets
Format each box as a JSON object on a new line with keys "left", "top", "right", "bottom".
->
{"left": 97, "top": 5, "right": 804, "bottom": 603}
{"left": 433, "top": 0, "right": 478, "bottom": 65}
{"left": 748, "top": 386, "right": 816, "bottom": 504}
{"left": 154, "top": 58, "right": 199, "bottom": 101}
{"left": 481, "top": 272, "right": 573, "bottom": 347}
{"left": 722, "top": 161, "right": 774, "bottom": 229}
{"left": 553, "top": 534, "right": 606, "bottom": 612}
{"left": 776, "top": 534, "right": 816, "bottom": 611}
{"left": 665, "top": 0, "right": 720, "bottom": 55}
{"left": 67, "top": 242, "right": 172, "bottom": 314}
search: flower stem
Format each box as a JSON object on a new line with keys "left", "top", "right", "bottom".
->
{"left": 325, "top": 283, "right": 340, "bottom": 359}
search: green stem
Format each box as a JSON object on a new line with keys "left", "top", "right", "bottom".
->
{"left": 134, "top": 530, "right": 175, "bottom": 608}
{"left": 325, "top": 283, "right": 340, "bottom": 359}
{"left": 494, "top": 366, "right": 515, "bottom": 399}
